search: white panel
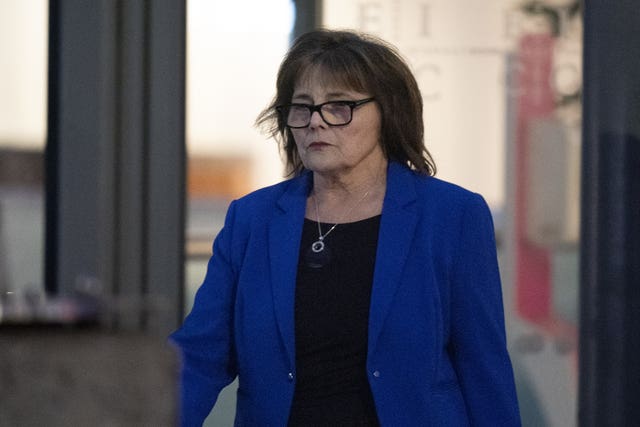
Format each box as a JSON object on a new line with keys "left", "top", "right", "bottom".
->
{"left": 0, "top": 0, "right": 48, "bottom": 147}
{"left": 526, "top": 117, "right": 580, "bottom": 247}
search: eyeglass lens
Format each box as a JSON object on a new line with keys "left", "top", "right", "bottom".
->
{"left": 287, "top": 102, "right": 353, "bottom": 127}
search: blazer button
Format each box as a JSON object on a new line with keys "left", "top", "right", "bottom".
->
{"left": 372, "top": 370, "right": 381, "bottom": 378}
{"left": 288, "top": 372, "right": 294, "bottom": 381}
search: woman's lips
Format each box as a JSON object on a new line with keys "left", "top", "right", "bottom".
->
{"left": 308, "top": 141, "right": 330, "bottom": 149}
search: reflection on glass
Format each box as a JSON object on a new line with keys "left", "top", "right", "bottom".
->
{"left": 0, "top": 1, "right": 48, "bottom": 302}
{"left": 507, "top": 4, "right": 582, "bottom": 426}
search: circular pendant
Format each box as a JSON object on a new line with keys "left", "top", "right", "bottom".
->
{"left": 304, "top": 243, "right": 331, "bottom": 269}
{"left": 311, "top": 240, "right": 325, "bottom": 253}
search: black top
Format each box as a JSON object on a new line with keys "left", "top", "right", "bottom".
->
{"left": 288, "top": 215, "right": 382, "bottom": 427}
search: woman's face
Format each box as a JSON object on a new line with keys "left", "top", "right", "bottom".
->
{"left": 289, "top": 69, "right": 385, "bottom": 179}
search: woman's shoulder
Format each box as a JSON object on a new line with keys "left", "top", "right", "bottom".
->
{"left": 397, "top": 166, "right": 485, "bottom": 210}
{"left": 420, "top": 175, "right": 474, "bottom": 197}
{"left": 397, "top": 167, "right": 495, "bottom": 239}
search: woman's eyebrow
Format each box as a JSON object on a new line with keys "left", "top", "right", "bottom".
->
{"left": 325, "top": 91, "right": 352, "bottom": 99}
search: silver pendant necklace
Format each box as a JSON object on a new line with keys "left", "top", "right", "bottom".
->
{"left": 311, "top": 189, "right": 372, "bottom": 254}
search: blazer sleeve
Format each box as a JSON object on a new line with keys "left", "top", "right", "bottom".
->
{"left": 448, "top": 193, "right": 521, "bottom": 426}
{"left": 169, "top": 200, "right": 242, "bottom": 427}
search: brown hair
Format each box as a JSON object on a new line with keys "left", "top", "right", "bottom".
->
{"left": 256, "top": 29, "right": 436, "bottom": 177}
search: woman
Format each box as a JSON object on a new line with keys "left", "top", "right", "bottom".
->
{"left": 171, "top": 29, "right": 520, "bottom": 426}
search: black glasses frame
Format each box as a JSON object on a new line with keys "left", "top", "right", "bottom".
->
{"left": 276, "top": 97, "right": 375, "bottom": 128}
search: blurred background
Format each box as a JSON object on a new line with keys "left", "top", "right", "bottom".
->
{"left": 1, "top": 0, "right": 638, "bottom": 426}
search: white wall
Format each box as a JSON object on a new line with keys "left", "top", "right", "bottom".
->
{"left": 0, "top": 0, "right": 48, "bottom": 149}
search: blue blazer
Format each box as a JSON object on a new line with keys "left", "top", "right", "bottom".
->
{"left": 170, "top": 162, "right": 521, "bottom": 426}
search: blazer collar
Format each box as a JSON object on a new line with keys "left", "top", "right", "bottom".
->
{"left": 269, "top": 171, "right": 311, "bottom": 368}
{"left": 368, "top": 162, "right": 419, "bottom": 355}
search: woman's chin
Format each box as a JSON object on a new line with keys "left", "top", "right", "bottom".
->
{"left": 301, "top": 156, "right": 341, "bottom": 174}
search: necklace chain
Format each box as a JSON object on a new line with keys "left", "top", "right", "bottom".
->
{"left": 311, "top": 189, "right": 372, "bottom": 253}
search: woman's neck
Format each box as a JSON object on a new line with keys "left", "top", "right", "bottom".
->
{"left": 309, "top": 163, "right": 387, "bottom": 223}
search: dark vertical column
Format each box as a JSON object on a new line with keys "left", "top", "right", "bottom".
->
{"left": 115, "top": 0, "right": 149, "bottom": 330}
{"left": 145, "top": 0, "right": 186, "bottom": 333}
{"left": 48, "top": 0, "right": 114, "bottom": 296}
{"left": 45, "top": 0, "right": 60, "bottom": 294}
{"left": 579, "top": 1, "right": 640, "bottom": 425}
{"left": 46, "top": 0, "right": 185, "bottom": 334}
{"left": 292, "top": 0, "right": 322, "bottom": 40}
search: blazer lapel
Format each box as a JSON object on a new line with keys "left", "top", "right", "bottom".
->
{"left": 269, "top": 172, "right": 311, "bottom": 367}
{"left": 368, "top": 163, "right": 418, "bottom": 355}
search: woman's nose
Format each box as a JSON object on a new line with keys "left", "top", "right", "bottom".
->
{"left": 308, "top": 110, "right": 326, "bottom": 128}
